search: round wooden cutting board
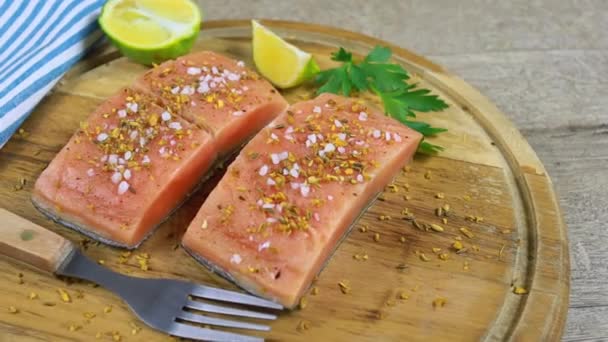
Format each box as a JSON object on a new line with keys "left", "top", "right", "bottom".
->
{"left": 0, "top": 20, "right": 569, "bottom": 341}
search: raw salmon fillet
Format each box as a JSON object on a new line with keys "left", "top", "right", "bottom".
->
{"left": 33, "top": 52, "right": 288, "bottom": 248}
{"left": 182, "top": 93, "right": 423, "bottom": 308}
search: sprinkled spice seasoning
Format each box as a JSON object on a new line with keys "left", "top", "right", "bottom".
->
{"left": 338, "top": 281, "right": 351, "bottom": 294}
{"left": 58, "top": 288, "right": 71, "bottom": 302}
{"left": 432, "top": 297, "right": 447, "bottom": 308}
{"left": 297, "top": 320, "right": 311, "bottom": 332}
{"left": 299, "top": 296, "right": 308, "bottom": 309}
{"left": 513, "top": 286, "right": 528, "bottom": 295}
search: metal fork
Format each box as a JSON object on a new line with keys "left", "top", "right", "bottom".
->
{"left": 0, "top": 208, "right": 282, "bottom": 341}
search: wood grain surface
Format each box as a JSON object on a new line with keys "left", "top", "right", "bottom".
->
{"left": 199, "top": 2, "right": 607, "bottom": 340}
{"left": 0, "top": 20, "right": 569, "bottom": 341}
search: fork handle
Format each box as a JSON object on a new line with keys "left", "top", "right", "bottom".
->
{"left": 0, "top": 208, "right": 75, "bottom": 273}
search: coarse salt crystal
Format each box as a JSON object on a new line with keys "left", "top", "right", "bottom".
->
{"left": 87, "top": 168, "right": 95, "bottom": 177}
{"left": 284, "top": 134, "right": 294, "bottom": 141}
{"left": 300, "top": 184, "right": 310, "bottom": 197}
{"left": 314, "top": 213, "right": 320, "bottom": 222}
{"left": 232, "top": 111, "right": 243, "bottom": 117}
{"left": 161, "top": 111, "right": 171, "bottom": 121}
{"left": 124, "top": 151, "right": 132, "bottom": 160}
{"left": 211, "top": 66, "right": 219, "bottom": 74}
{"left": 307, "top": 134, "right": 317, "bottom": 144}
{"left": 126, "top": 102, "right": 138, "bottom": 112}
{"left": 286, "top": 126, "right": 294, "bottom": 134}
{"left": 171, "top": 86, "right": 180, "bottom": 94}
{"left": 108, "top": 154, "right": 118, "bottom": 164}
{"left": 338, "top": 146, "right": 346, "bottom": 154}
{"left": 324, "top": 143, "right": 336, "bottom": 153}
{"left": 142, "top": 155, "right": 151, "bottom": 164}
{"left": 372, "top": 129, "right": 381, "bottom": 139}
{"left": 159, "top": 147, "right": 166, "bottom": 155}
{"left": 313, "top": 106, "right": 322, "bottom": 113}
{"left": 334, "top": 119, "right": 343, "bottom": 128}
{"left": 356, "top": 174, "right": 364, "bottom": 182}
{"left": 237, "top": 61, "right": 245, "bottom": 67}
{"left": 259, "top": 165, "right": 269, "bottom": 176}
{"left": 278, "top": 151, "right": 289, "bottom": 160}
{"left": 187, "top": 67, "right": 201, "bottom": 75}
{"left": 117, "top": 109, "right": 127, "bottom": 118}
{"left": 242, "top": 86, "right": 249, "bottom": 91}
{"left": 100, "top": 155, "right": 108, "bottom": 163}
{"left": 283, "top": 168, "right": 288, "bottom": 175}
{"left": 180, "top": 86, "right": 194, "bottom": 95}
{"left": 97, "top": 133, "right": 108, "bottom": 142}
{"left": 170, "top": 140, "right": 176, "bottom": 146}
{"left": 209, "top": 81, "right": 217, "bottom": 88}
{"left": 117, "top": 181, "right": 130, "bottom": 195}
{"left": 118, "top": 158, "right": 126, "bottom": 165}
{"left": 123, "top": 169, "right": 132, "bottom": 180}
{"left": 270, "top": 133, "right": 279, "bottom": 140}
{"left": 129, "top": 130, "right": 138, "bottom": 140}
{"left": 385, "top": 132, "right": 392, "bottom": 141}
{"left": 327, "top": 195, "right": 334, "bottom": 201}
{"left": 267, "top": 178, "right": 276, "bottom": 186}
{"left": 139, "top": 137, "right": 146, "bottom": 147}
{"left": 394, "top": 133, "right": 402, "bottom": 142}
{"left": 111, "top": 172, "right": 122, "bottom": 184}
{"left": 197, "top": 82, "right": 210, "bottom": 94}
{"left": 257, "top": 199, "right": 264, "bottom": 207}
{"left": 291, "top": 182, "right": 301, "bottom": 190}
{"left": 258, "top": 241, "right": 271, "bottom": 252}
{"left": 262, "top": 203, "right": 275, "bottom": 210}
{"left": 227, "top": 73, "right": 240, "bottom": 81}
{"left": 169, "top": 122, "right": 183, "bottom": 130}
{"left": 290, "top": 168, "right": 299, "bottom": 178}
{"left": 230, "top": 254, "right": 242, "bottom": 264}
{"left": 358, "top": 111, "right": 368, "bottom": 121}
{"left": 266, "top": 217, "right": 277, "bottom": 223}
{"left": 338, "top": 133, "right": 347, "bottom": 141}
{"left": 270, "top": 153, "right": 280, "bottom": 164}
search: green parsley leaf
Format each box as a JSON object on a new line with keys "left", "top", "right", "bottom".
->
{"left": 314, "top": 45, "right": 449, "bottom": 153}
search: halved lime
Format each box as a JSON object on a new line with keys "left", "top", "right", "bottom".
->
{"left": 99, "top": 0, "right": 202, "bottom": 65}
{"left": 252, "top": 20, "right": 319, "bottom": 89}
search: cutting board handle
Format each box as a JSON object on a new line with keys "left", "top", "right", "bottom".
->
{"left": 0, "top": 208, "right": 75, "bottom": 273}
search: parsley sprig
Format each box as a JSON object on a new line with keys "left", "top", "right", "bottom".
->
{"left": 314, "top": 46, "right": 448, "bottom": 153}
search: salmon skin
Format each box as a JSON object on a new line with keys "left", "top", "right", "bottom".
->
{"left": 182, "top": 93, "right": 423, "bottom": 308}
{"left": 32, "top": 51, "right": 288, "bottom": 249}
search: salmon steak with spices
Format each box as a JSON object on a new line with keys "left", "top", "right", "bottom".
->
{"left": 182, "top": 93, "right": 423, "bottom": 308}
{"left": 32, "top": 51, "right": 288, "bottom": 248}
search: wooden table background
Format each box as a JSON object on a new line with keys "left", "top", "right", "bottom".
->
{"left": 196, "top": 0, "right": 607, "bottom": 340}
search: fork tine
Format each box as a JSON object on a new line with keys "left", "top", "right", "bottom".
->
{"left": 185, "top": 300, "right": 277, "bottom": 320}
{"left": 178, "top": 311, "right": 270, "bottom": 331}
{"left": 168, "top": 321, "right": 263, "bottom": 342}
{"left": 189, "top": 284, "right": 283, "bottom": 310}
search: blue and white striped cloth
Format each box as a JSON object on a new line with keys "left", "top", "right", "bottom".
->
{"left": 0, "top": 0, "right": 106, "bottom": 149}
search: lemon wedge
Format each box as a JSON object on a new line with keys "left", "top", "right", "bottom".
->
{"left": 252, "top": 20, "right": 319, "bottom": 88}
{"left": 99, "top": 0, "right": 202, "bottom": 65}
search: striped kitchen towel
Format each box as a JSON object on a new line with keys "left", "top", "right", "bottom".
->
{"left": 0, "top": 0, "right": 106, "bottom": 149}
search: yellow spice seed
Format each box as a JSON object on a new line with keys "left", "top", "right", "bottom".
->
{"left": 385, "top": 299, "right": 396, "bottom": 307}
{"left": 452, "top": 241, "right": 464, "bottom": 251}
{"left": 8, "top": 306, "right": 18, "bottom": 314}
{"left": 338, "top": 281, "right": 351, "bottom": 294}
{"left": 429, "top": 224, "right": 444, "bottom": 232}
{"left": 68, "top": 324, "right": 82, "bottom": 332}
{"left": 297, "top": 320, "right": 311, "bottom": 332}
{"left": 373, "top": 233, "right": 380, "bottom": 242}
{"left": 459, "top": 227, "right": 475, "bottom": 239}
{"left": 513, "top": 286, "right": 528, "bottom": 295}
{"left": 435, "top": 192, "right": 445, "bottom": 199}
{"left": 463, "top": 261, "right": 470, "bottom": 270}
{"left": 84, "top": 312, "right": 96, "bottom": 319}
{"left": 400, "top": 236, "right": 406, "bottom": 243}
{"left": 398, "top": 291, "right": 410, "bottom": 300}
{"left": 438, "top": 253, "right": 449, "bottom": 260}
{"left": 299, "top": 296, "right": 308, "bottom": 310}
{"left": 28, "top": 292, "right": 38, "bottom": 300}
{"left": 96, "top": 332, "right": 102, "bottom": 339}
{"left": 424, "top": 171, "right": 432, "bottom": 179}
{"left": 442, "top": 218, "right": 448, "bottom": 224}
{"left": 432, "top": 247, "right": 442, "bottom": 254}
{"left": 419, "top": 253, "right": 431, "bottom": 262}
{"left": 97, "top": 259, "right": 105, "bottom": 265}
{"left": 104, "top": 305, "right": 113, "bottom": 313}
{"left": 311, "top": 287, "right": 319, "bottom": 296}
{"left": 432, "top": 297, "right": 447, "bottom": 309}
{"left": 58, "top": 288, "right": 71, "bottom": 303}
{"left": 358, "top": 225, "right": 367, "bottom": 233}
